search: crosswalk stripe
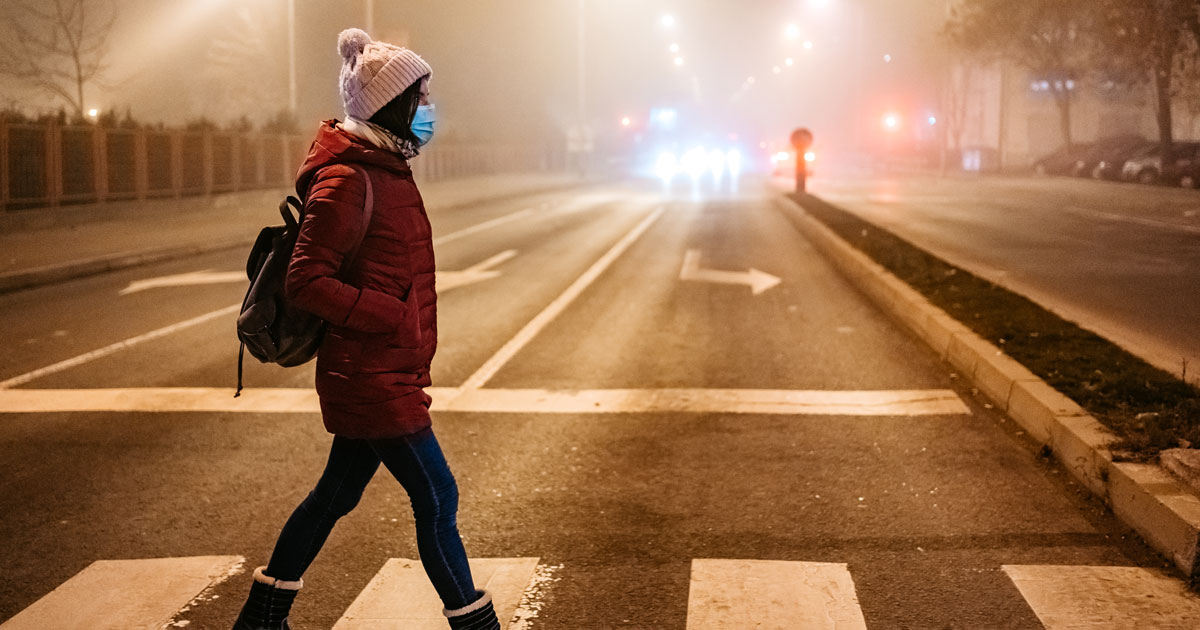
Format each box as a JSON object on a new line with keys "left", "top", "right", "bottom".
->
{"left": 1003, "top": 565, "right": 1200, "bottom": 629}
{"left": 0, "top": 555, "right": 243, "bottom": 630}
{"left": 0, "top": 387, "right": 969, "bottom": 416}
{"left": 685, "top": 559, "right": 868, "bottom": 629}
{"left": 333, "top": 557, "right": 540, "bottom": 629}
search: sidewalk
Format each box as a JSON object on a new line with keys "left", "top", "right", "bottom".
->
{"left": 0, "top": 172, "right": 583, "bottom": 294}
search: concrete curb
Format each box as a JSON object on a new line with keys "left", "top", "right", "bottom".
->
{"left": 0, "top": 180, "right": 590, "bottom": 296}
{"left": 774, "top": 194, "right": 1200, "bottom": 578}
{"left": 0, "top": 238, "right": 253, "bottom": 295}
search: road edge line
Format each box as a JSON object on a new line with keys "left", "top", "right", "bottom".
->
{"left": 773, "top": 193, "right": 1200, "bottom": 579}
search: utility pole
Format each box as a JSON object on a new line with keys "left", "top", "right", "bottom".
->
{"left": 997, "top": 60, "right": 1008, "bottom": 171}
{"left": 576, "top": 0, "right": 588, "bottom": 177}
{"left": 287, "top": 0, "right": 297, "bottom": 115}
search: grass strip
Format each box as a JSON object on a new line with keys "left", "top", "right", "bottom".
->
{"left": 789, "top": 193, "right": 1199, "bottom": 459}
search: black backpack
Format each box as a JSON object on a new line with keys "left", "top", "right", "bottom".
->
{"left": 234, "top": 165, "right": 374, "bottom": 397}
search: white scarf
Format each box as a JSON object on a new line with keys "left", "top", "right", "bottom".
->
{"left": 342, "top": 116, "right": 420, "bottom": 160}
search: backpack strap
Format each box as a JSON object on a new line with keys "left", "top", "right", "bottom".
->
{"left": 341, "top": 164, "right": 375, "bottom": 272}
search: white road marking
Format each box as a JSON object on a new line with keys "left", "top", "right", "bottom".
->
{"left": 433, "top": 208, "right": 535, "bottom": 246}
{"left": 441, "top": 387, "right": 968, "bottom": 416}
{"left": 0, "top": 387, "right": 969, "bottom": 416}
{"left": 333, "top": 557, "right": 539, "bottom": 630}
{"left": 1003, "top": 565, "right": 1200, "bottom": 629}
{"left": 0, "top": 555, "right": 243, "bottom": 630}
{"left": 686, "top": 559, "right": 868, "bottom": 630}
{"left": 5, "top": 209, "right": 543, "bottom": 389}
{"left": 1067, "top": 206, "right": 1200, "bottom": 236}
{"left": 679, "top": 249, "right": 782, "bottom": 295}
{"left": 438, "top": 250, "right": 518, "bottom": 292}
{"left": 118, "top": 270, "right": 246, "bottom": 295}
{"left": 0, "top": 304, "right": 242, "bottom": 390}
{"left": 458, "top": 207, "right": 664, "bottom": 391}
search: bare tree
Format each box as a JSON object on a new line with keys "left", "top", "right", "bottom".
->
{"left": 945, "top": 0, "right": 1096, "bottom": 150}
{"left": 200, "top": 2, "right": 287, "bottom": 125}
{"left": 0, "top": 0, "right": 116, "bottom": 119}
{"left": 1095, "top": 0, "right": 1194, "bottom": 167}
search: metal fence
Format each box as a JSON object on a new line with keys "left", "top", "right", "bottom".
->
{"left": 1, "top": 121, "right": 564, "bottom": 212}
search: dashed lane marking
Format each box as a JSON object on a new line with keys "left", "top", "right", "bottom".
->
{"left": 686, "top": 559, "right": 868, "bottom": 629}
{"left": 333, "top": 557, "right": 539, "bottom": 630}
{"left": 0, "top": 555, "right": 243, "bottom": 630}
{"left": 1003, "top": 564, "right": 1200, "bottom": 629}
{"left": 0, "top": 387, "right": 969, "bottom": 416}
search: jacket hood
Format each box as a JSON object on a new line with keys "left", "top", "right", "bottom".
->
{"left": 295, "top": 120, "right": 412, "bottom": 197}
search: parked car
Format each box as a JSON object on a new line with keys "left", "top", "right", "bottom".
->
{"left": 1032, "top": 143, "right": 1093, "bottom": 176}
{"left": 1092, "top": 141, "right": 1157, "bottom": 180}
{"left": 1157, "top": 144, "right": 1200, "bottom": 187}
{"left": 1069, "top": 136, "right": 1146, "bottom": 178}
{"left": 1121, "top": 142, "right": 1200, "bottom": 184}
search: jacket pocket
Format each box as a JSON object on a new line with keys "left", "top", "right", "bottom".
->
{"left": 388, "top": 291, "right": 422, "bottom": 349}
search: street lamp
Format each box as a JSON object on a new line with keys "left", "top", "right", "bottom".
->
{"left": 661, "top": 14, "right": 675, "bottom": 29}
{"left": 287, "top": 0, "right": 296, "bottom": 114}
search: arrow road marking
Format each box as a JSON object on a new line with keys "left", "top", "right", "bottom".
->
{"left": 679, "top": 249, "right": 781, "bottom": 295}
{"left": 437, "top": 250, "right": 518, "bottom": 292}
{"left": 119, "top": 270, "right": 246, "bottom": 295}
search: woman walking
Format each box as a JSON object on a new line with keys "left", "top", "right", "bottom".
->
{"left": 233, "top": 28, "right": 500, "bottom": 630}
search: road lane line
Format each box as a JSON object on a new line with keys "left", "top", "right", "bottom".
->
{"left": 0, "top": 303, "right": 241, "bottom": 390}
{"left": 458, "top": 207, "right": 665, "bottom": 391}
{"left": 4, "top": 201, "right": 605, "bottom": 389}
{"left": 1067, "top": 206, "right": 1200, "bottom": 236}
{"left": 333, "top": 557, "right": 539, "bottom": 629}
{"left": 433, "top": 208, "right": 535, "bottom": 246}
{"left": 0, "top": 387, "right": 969, "bottom": 416}
{"left": 686, "top": 559, "right": 868, "bottom": 629}
{"left": 1003, "top": 565, "right": 1200, "bottom": 629}
{"left": 0, "top": 555, "right": 243, "bottom": 630}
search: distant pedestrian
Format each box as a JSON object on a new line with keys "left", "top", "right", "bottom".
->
{"left": 232, "top": 28, "right": 500, "bottom": 630}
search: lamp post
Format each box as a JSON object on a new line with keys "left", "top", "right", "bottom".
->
{"left": 287, "top": 0, "right": 296, "bottom": 114}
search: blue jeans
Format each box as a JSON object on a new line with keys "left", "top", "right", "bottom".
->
{"left": 265, "top": 427, "right": 478, "bottom": 610}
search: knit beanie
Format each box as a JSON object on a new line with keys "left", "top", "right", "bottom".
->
{"left": 337, "top": 28, "right": 432, "bottom": 120}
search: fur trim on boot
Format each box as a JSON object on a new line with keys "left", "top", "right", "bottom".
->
{"left": 232, "top": 567, "right": 303, "bottom": 630}
{"left": 443, "top": 590, "right": 501, "bottom": 630}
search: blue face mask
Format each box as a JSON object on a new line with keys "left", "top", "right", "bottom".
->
{"left": 411, "top": 104, "right": 436, "bottom": 146}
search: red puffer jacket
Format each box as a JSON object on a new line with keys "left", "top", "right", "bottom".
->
{"left": 285, "top": 121, "right": 438, "bottom": 438}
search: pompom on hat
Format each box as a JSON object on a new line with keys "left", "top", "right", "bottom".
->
{"left": 337, "top": 28, "right": 432, "bottom": 120}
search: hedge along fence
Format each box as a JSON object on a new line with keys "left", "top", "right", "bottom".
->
{"left": 1, "top": 120, "right": 566, "bottom": 212}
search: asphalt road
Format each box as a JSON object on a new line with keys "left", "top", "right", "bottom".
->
{"left": 810, "top": 174, "right": 1200, "bottom": 377}
{"left": 0, "top": 176, "right": 1192, "bottom": 629}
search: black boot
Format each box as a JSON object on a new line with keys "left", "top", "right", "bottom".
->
{"left": 443, "top": 589, "right": 501, "bottom": 630}
{"left": 232, "top": 566, "right": 302, "bottom": 630}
